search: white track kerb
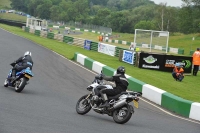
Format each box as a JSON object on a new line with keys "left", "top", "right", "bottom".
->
{"left": 74, "top": 52, "right": 200, "bottom": 122}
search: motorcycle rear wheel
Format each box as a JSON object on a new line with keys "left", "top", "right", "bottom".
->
{"left": 76, "top": 95, "right": 92, "bottom": 115}
{"left": 15, "top": 77, "right": 26, "bottom": 93}
{"left": 113, "top": 104, "right": 132, "bottom": 124}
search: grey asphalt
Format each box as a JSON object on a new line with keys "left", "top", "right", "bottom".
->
{"left": 0, "top": 28, "right": 199, "bottom": 133}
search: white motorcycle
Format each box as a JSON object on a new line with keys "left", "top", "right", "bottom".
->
{"left": 76, "top": 72, "right": 142, "bottom": 124}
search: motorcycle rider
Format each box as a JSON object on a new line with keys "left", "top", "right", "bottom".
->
{"left": 9, "top": 51, "right": 33, "bottom": 81}
{"left": 98, "top": 66, "right": 129, "bottom": 108}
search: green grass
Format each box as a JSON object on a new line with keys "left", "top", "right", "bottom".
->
{"left": 1, "top": 24, "right": 200, "bottom": 103}
{"left": 0, "top": 0, "right": 11, "bottom": 9}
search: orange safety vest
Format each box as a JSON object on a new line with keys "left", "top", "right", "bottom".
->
{"left": 173, "top": 67, "right": 184, "bottom": 73}
{"left": 192, "top": 51, "right": 200, "bottom": 65}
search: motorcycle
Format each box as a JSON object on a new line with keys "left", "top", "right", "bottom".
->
{"left": 4, "top": 62, "right": 34, "bottom": 93}
{"left": 76, "top": 72, "right": 142, "bottom": 124}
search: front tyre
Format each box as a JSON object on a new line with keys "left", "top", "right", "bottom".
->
{"left": 15, "top": 77, "right": 26, "bottom": 93}
{"left": 76, "top": 94, "right": 92, "bottom": 115}
{"left": 113, "top": 104, "right": 132, "bottom": 124}
{"left": 4, "top": 79, "right": 8, "bottom": 87}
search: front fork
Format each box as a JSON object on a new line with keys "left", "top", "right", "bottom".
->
{"left": 83, "top": 92, "right": 92, "bottom": 105}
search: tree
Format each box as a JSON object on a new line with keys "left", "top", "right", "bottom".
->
{"left": 92, "top": 8, "right": 111, "bottom": 26}
{"left": 134, "top": 20, "right": 156, "bottom": 30}
{"left": 50, "top": 5, "right": 62, "bottom": 22}
{"left": 10, "top": 0, "right": 30, "bottom": 12}
{"left": 35, "top": 0, "right": 52, "bottom": 19}
{"left": 182, "top": 0, "right": 200, "bottom": 6}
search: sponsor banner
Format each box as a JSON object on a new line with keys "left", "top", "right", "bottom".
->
{"left": 122, "top": 50, "right": 135, "bottom": 65}
{"left": 163, "top": 55, "right": 192, "bottom": 73}
{"left": 84, "top": 40, "right": 91, "bottom": 50}
{"left": 142, "top": 44, "right": 149, "bottom": 48}
{"left": 169, "top": 47, "right": 179, "bottom": 54}
{"left": 65, "top": 27, "right": 70, "bottom": 30}
{"left": 75, "top": 28, "right": 80, "bottom": 31}
{"left": 139, "top": 53, "right": 192, "bottom": 73}
{"left": 98, "top": 43, "right": 116, "bottom": 56}
{"left": 154, "top": 45, "right": 162, "bottom": 50}
{"left": 122, "top": 41, "right": 127, "bottom": 45}
{"left": 139, "top": 53, "right": 165, "bottom": 70}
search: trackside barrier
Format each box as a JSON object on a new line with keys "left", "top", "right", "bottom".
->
{"left": 34, "top": 30, "right": 41, "bottom": 36}
{"left": 105, "top": 39, "right": 184, "bottom": 55}
{"left": 190, "top": 50, "right": 194, "bottom": 56}
{"left": 40, "top": 31, "right": 47, "bottom": 38}
{"left": 25, "top": 27, "right": 30, "bottom": 32}
{"left": 29, "top": 28, "right": 35, "bottom": 34}
{"left": 115, "top": 47, "right": 128, "bottom": 57}
{"left": 54, "top": 34, "right": 63, "bottom": 42}
{"left": 47, "top": 32, "right": 55, "bottom": 39}
{"left": 73, "top": 52, "right": 200, "bottom": 122}
{"left": 161, "top": 92, "right": 192, "bottom": 117}
{"left": 73, "top": 38, "right": 85, "bottom": 47}
{"left": 90, "top": 42, "right": 98, "bottom": 51}
{"left": 63, "top": 36, "right": 74, "bottom": 44}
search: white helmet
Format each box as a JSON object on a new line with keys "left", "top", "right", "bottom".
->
{"left": 24, "top": 51, "right": 32, "bottom": 56}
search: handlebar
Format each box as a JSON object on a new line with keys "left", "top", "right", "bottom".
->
{"left": 10, "top": 62, "right": 16, "bottom": 67}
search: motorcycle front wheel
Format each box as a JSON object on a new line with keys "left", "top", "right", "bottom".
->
{"left": 76, "top": 94, "right": 92, "bottom": 115}
{"left": 4, "top": 79, "right": 8, "bottom": 87}
{"left": 113, "top": 104, "right": 132, "bottom": 124}
{"left": 15, "top": 77, "right": 26, "bottom": 93}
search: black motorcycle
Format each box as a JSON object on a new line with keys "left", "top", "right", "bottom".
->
{"left": 76, "top": 73, "right": 142, "bottom": 124}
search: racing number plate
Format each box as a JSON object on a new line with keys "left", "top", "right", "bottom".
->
{"left": 24, "top": 74, "right": 31, "bottom": 79}
{"left": 133, "top": 100, "right": 139, "bottom": 108}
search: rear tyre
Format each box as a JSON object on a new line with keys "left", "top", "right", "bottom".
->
{"left": 15, "top": 77, "right": 26, "bottom": 93}
{"left": 76, "top": 95, "right": 92, "bottom": 115}
{"left": 113, "top": 104, "right": 132, "bottom": 124}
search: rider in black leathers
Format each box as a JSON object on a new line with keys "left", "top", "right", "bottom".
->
{"left": 99, "top": 66, "right": 129, "bottom": 108}
{"left": 10, "top": 51, "right": 33, "bottom": 80}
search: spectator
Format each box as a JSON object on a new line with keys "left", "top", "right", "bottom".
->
{"left": 172, "top": 63, "right": 184, "bottom": 82}
{"left": 192, "top": 48, "right": 200, "bottom": 76}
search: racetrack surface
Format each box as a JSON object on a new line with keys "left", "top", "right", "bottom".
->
{"left": 0, "top": 28, "right": 199, "bottom": 133}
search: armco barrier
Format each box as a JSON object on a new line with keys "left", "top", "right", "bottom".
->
{"left": 73, "top": 52, "right": 200, "bottom": 122}
{"left": 0, "top": 18, "right": 26, "bottom": 28}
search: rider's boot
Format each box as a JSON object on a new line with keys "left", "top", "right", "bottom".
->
{"left": 99, "top": 94, "right": 109, "bottom": 108}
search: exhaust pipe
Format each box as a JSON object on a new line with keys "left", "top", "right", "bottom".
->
{"left": 113, "top": 99, "right": 127, "bottom": 109}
